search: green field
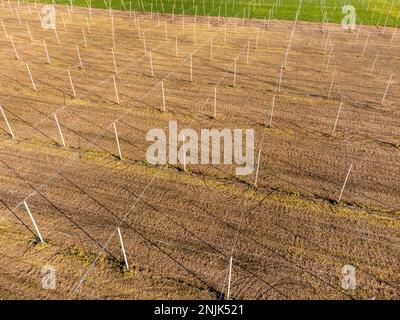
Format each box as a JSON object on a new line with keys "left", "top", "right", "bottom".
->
{"left": 46, "top": 0, "right": 400, "bottom": 26}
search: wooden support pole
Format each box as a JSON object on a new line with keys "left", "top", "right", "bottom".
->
{"left": 27, "top": 1, "right": 32, "bottom": 15}
{"left": 26, "top": 22, "right": 33, "bottom": 41}
{"left": 43, "top": 39, "right": 50, "bottom": 63}
{"left": 267, "top": 94, "right": 275, "bottom": 127}
{"left": 117, "top": 227, "right": 129, "bottom": 270}
{"left": 355, "top": 22, "right": 362, "bottom": 42}
{"left": 175, "top": 36, "right": 178, "bottom": 57}
{"left": 113, "top": 121, "right": 122, "bottom": 159}
{"left": 54, "top": 28, "right": 60, "bottom": 44}
{"left": 1, "top": 18, "right": 9, "bottom": 38}
{"left": 328, "top": 69, "right": 336, "bottom": 98}
{"left": 82, "top": 26, "right": 88, "bottom": 47}
{"left": 112, "top": 75, "right": 120, "bottom": 104}
{"left": 161, "top": 81, "right": 166, "bottom": 111}
{"left": 254, "top": 148, "right": 261, "bottom": 187}
{"left": 233, "top": 58, "right": 237, "bottom": 87}
{"left": 337, "top": 163, "right": 353, "bottom": 203}
{"left": 182, "top": 149, "right": 187, "bottom": 172}
{"left": 189, "top": 54, "right": 193, "bottom": 82}
{"left": 210, "top": 37, "right": 213, "bottom": 59}
{"left": 370, "top": 51, "right": 379, "bottom": 75}
{"left": 361, "top": 33, "right": 369, "bottom": 58}
{"left": 227, "top": 256, "right": 233, "bottom": 300}
{"left": 67, "top": 69, "right": 76, "bottom": 97}
{"left": 53, "top": 113, "right": 66, "bottom": 147}
{"left": 10, "top": 36, "right": 19, "bottom": 60}
{"left": 213, "top": 87, "right": 217, "bottom": 118}
{"left": 0, "top": 105, "right": 14, "bottom": 138}
{"left": 381, "top": 73, "right": 393, "bottom": 105}
{"left": 224, "top": 23, "right": 227, "bottom": 45}
{"left": 23, "top": 201, "right": 44, "bottom": 243}
{"left": 16, "top": 9, "right": 22, "bottom": 25}
{"left": 61, "top": 13, "right": 67, "bottom": 30}
{"left": 86, "top": 16, "right": 91, "bottom": 34}
{"left": 277, "top": 63, "right": 283, "bottom": 92}
{"left": 149, "top": 52, "right": 154, "bottom": 77}
{"left": 111, "top": 47, "right": 117, "bottom": 73}
{"left": 76, "top": 44, "right": 83, "bottom": 68}
{"left": 143, "top": 32, "right": 147, "bottom": 54}
{"left": 111, "top": 14, "right": 115, "bottom": 48}
{"left": 391, "top": 25, "right": 397, "bottom": 43}
{"left": 256, "top": 28, "right": 259, "bottom": 48}
{"left": 332, "top": 101, "right": 343, "bottom": 135}
{"left": 325, "top": 46, "right": 333, "bottom": 70}
{"left": 246, "top": 41, "right": 250, "bottom": 64}
{"left": 26, "top": 64, "right": 36, "bottom": 91}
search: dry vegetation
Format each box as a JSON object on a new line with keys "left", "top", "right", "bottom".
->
{"left": 0, "top": 1, "right": 399, "bottom": 299}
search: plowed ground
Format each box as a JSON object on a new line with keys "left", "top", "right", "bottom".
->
{"left": 0, "top": 2, "right": 399, "bottom": 299}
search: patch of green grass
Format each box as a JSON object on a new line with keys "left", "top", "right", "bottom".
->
{"left": 33, "top": 241, "right": 50, "bottom": 249}
{"left": 26, "top": 137, "right": 54, "bottom": 147}
{"left": 0, "top": 223, "right": 9, "bottom": 240}
{"left": 45, "top": 0, "right": 400, "bottom": 26}
{"left": 64, "top": 245, "right": 97, "bottom": 266}
{"left": 79, "top": 146, "right": 109, "bottom": 160}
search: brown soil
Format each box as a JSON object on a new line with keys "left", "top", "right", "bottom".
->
{"left": 0, "top": 2, "right": 399, "bottom": 299}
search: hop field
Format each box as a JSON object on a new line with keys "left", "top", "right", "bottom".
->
{"left": 0, "top": 0, "right": 399, "bottom": 300}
